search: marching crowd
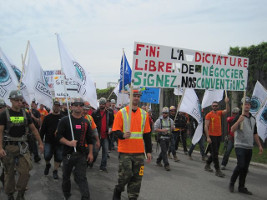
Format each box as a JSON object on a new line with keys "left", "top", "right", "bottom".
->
{"left": 0, "top": 89, "right": 264, "bottom": 200}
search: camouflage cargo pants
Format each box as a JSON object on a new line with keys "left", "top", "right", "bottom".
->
{"left": 2, "top": 144, "right": 31, "bottom": 194}
{"left": 115, "top": 153, "right": 145, "bottom": 199}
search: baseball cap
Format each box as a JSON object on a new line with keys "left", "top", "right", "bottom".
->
{"left": 111, "top": 99, "right": 116, "bottom": 104}
{"left": 9, "top": 90, "right": 24, "bottom": 100}
{"left": 162, "top": 107, "right": 169, "bottom": 113}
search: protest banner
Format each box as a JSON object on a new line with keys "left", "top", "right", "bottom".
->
{"left": 53, "top": 75, "right": 80, "bottom": 98}
{"left": 132, "top": 42, "right": 249, "bottom": 91}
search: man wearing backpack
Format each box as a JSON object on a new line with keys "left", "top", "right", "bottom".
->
{"left": 0, "top": 90, "right": 44, "bottom": 200}
{"left": 154, "top": 107, "right": 174, "bottom": 171}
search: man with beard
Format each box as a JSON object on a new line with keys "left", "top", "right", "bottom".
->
{"left": 112, "top": 89, "right": 152, "bottom": 200}
{"left": 204, "top": 97, "right": 229, "bottom": 178}
{"left": 155, "top": 107, "right": 174, "bottom": 171}
{"left": 40, "top": 101, "right": 64, "bottom": 179}
{"left": 56, "top": 98, "right": 94, "bottom": 200}
{"left": 0, "top": 90, "right": 44, "bottom": 200}
{"left": 92, "top": 97, "right": 114, "bottom": 172}
{"left": 229, "top": 97, "right": 263, "bottom": 195}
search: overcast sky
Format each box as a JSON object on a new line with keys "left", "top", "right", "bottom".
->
{"left": 1, "top": 0, "right": 266, "bottom": 89}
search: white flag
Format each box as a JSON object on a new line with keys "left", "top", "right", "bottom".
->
{"left": 22, "top": 43, "right": 52, "bottom": 108}
{"left": 251, "top": 81, "right": 267, "bottom": 116}
{"left": 56, "top": 34, "right": 98, "bottom": 109}
{"left": 1, "top": 50, "right": 31, "bottom": 105}
{"left": 179, "top": 88, "right": 203, "bottom": 144}
{"left": 114, "top": 84, "right": 119, "bottom": 96}
{"left": 256, "top": 99, "right": 267, "bottom": 141}
{"left": 0, "top": 48, "right": 20, "bottom": 106}
{"left": 116, "top": 93, "right": 130, "bottom": 108}
{"left": 201, "top": 89, "right": 224, "bottom": 108}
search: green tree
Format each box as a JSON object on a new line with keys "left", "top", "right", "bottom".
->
{"left": 228, "top": 42, "right": 267, "bottom": 95}
{"left": 96, "top": 87, "right": 116, "bottom": 100}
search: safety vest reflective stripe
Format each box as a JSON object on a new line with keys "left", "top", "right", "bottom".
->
{"left": 130, "top": 132, "right": 143, "bottom": 139}
{"left": 121, "top": 107, "right": 147, "bottom": 140}
{"left": 140, "top": 109, "right": 146, "bottom": 133}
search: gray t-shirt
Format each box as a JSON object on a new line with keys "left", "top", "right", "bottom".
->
{"left": 234, "top": 113, "right": 257, "bottom": 149}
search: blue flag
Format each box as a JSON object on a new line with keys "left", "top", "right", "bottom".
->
{"left": 119, "top": 53, "right": 132, "bottom": 92}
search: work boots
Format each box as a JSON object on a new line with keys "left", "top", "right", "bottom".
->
{"left": 215, "top": 170, "right": 225, "bottom": 178}
{"left": 204, "top": 164, "right": 214, "bottom": 172}
{"left": 8, "top": 194, "right": 15, "bottom": 200}
{"left": 164, "top": 165, "right": 171, "bottom": 171}
{"left": 16, "top": 190, "right": 25, "bottom": 200}
{"left": 112, "top": 188, "right": 121, "bottom": 200}
{"left": 173, "top": 155, "right": 179, "bottom": 162}
{"left": 167, "top": 152, "right": 172, "bottom": 159}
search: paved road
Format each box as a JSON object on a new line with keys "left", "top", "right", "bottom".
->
{"left": 1, "top": 145, "right": 266, "bottom": 200}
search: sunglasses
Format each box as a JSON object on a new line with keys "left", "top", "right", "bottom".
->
{"left": 212, "top": 105, "right": 218, "bottom": 107}
{"left": 13, "top": 99, "right": 23, "bottom": 102}
{"left": 72, "top": 103, "right": 84, "bottom": 107}
{"left": 163, "top": 112, "right": 169, "bottom": 114}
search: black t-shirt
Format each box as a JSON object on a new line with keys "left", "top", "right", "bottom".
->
{"left": 31, "top": 108, "right": 40, "bottom": 129}
{"left": 56, "top": 115, "right": 93, "bottom": 155}
{"left": 0, "top": 108, "right": 33, "bottom": 137}
{"left": 40, "top": 113, "right": 64, "bottom": 144}
{"left": 60, "top": 110, "right": 68, "bottom": 116}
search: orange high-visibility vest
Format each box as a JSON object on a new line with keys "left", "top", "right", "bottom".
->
{"left": 112, "top": 106, "right": 151, "bottom": 153}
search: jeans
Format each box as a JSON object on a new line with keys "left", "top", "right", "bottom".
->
{"left": 108, "top": 132, "right": 115, "bottom": 150}
{"left": 175, "top": 129, "right": 188, "bottom": 152}
{"left": 62, "top": 152, "right": 90, "bottom": 199}
{"left": 31, "top": 138, "right": 40, "bottom": 160}
{"left": 188, "top": 135, "right": 205, "bottom": 156}
{"left": 230, "top": 148, "right": 252, "bottom": 188}
{"left": 168, "top": 132, "right": 178, "bottom": 156}
{"left": 44, "top": 143, "right": 64, "bottom": 162}
{"left": 221, "top": 139, "right": 234, "bottom": 167}
{"left": 157, "top": 139, "right": 170, "bottom": 166}
{"left": 100, "top": 138, "right": 109, "bottom": 169}
{"left": 206, "top": 136, "right": 221, "bottom": 170}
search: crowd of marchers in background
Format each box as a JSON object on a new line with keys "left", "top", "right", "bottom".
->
{"left": 0, "top": 89, "right": 263, "bottom": 200}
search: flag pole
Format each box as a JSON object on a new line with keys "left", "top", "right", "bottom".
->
{"left": 56, "top": 33, "right": 76, "bottom": 152}
{"left": 18, "top": 41, "right": 29, "bottom": 90}
{"left": 122, "top": 49, "right": 125, "bottom": 92}
{"left": 127, "top": 83, "right": 133, "bottom": 132}
{"left": 224, "top": 90, "right": 228, "bottom": 98}
{"left": 240, "top": 90, "right": 246, "bottom": 131}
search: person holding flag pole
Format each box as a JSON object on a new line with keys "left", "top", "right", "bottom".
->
{"left": 56, "top": 33, "right": 94, "bottom": 200}
{"left": 229, "top": 95, "right": 263, "bottom": 195}
{"left": 112, "top": 83, "right": 152, "bottom": 200}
